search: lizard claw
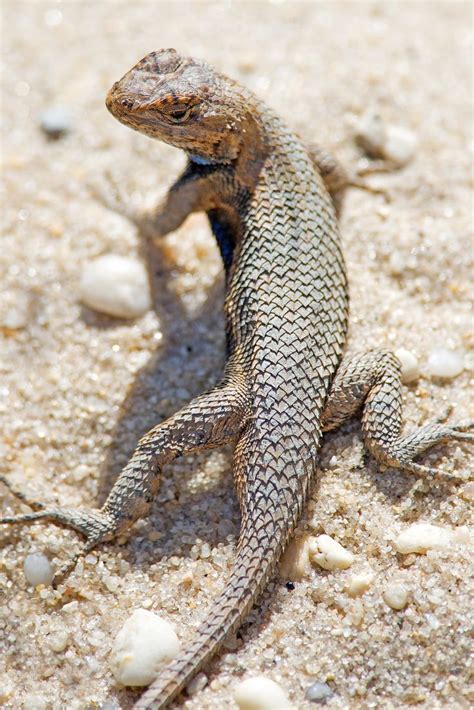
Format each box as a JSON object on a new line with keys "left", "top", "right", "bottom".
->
{"left": 443, "top": 420, "right": 474, "bottom": 440}
{"left": 396, "top": 461, "right": 471, "bottom": 482}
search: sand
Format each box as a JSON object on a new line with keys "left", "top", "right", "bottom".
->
{"left": 0, "top": 2, "right": 472, "bottom": 709}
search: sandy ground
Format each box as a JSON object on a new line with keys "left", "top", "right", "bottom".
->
{"left": 0, "top": 2, "right": 473, "bottom": 709}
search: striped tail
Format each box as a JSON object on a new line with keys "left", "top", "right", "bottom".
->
{"left": 133, "top": 512, "right": 291, "bottom": 709}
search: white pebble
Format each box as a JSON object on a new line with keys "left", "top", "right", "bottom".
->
{"left": 452, "top": 526, "right": 472, "bottom": 545}
{"left": 426, "top": 348, "right": 464, "bottom": 380}
{"left": 234, "top": 676, "right": 295, "bottom": 710}
{"left": 383, "top": 582, "right": 409, "bottom": 610}
{"left": 62, "top": 600, "right": 78, "bottom": 614}
{"left": 305, "top": 680, "right": 334, "bottom": 703}
{"left": 22, "top": 695, "right": 48, "bottom": 710}
{"left": 461, "top": 482, "right": 474, "bottom": 502}
{"left": 394, "top": 523, "right": 454, "bottom": 554}
{"left": 308, "top": 534, "right": 354, "bottom": 571}
{"left": 39, "top": 105, "right": 72, "bottom": 138}
{"left": 0, "top": 289, "right": 31, "bottom": 330}
{"left": 383, "top": 125, "right": 417, "bottom": 166}
{"left": 354, "top": 111, "right": 417, "bottom": 165}
{"left": 23, "top": 553, "right": 55, "bottom": 587}
{"left": 280, "top": 536, "right": 310, "bottom": 580}
{"left": 347, "top": 570, "right": 375, "bottom": 597}
{"left": 354, "top": 110, "right": 386, "bottom": 157}
{"left": 48, "top": 630, "right": 69, "bottom": 652}
{"left": 395, "top": 348, "right": 420, "bottom": 384}
{"left": 388, "top": 251, "right": 406, "bottom": 276}
{"left": 110, "top": 609, "right": 180, "bottom": 686}
{"left": 79, "top": 254, "right": 151, "bottom": 319}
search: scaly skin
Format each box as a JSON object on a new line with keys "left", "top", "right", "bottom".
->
{"left": 1, "top": 49, "right": 472, "bottom": 709}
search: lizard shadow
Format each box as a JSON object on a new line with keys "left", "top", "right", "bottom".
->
{"left": 89, "top": 221, "right": 242, "bottom": 564}
{"left": 322, "top": 418, "right": 460, "bottom": 519}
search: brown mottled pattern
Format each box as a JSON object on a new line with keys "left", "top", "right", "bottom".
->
{"left": 1, "top": 49, "right": 472, "bottom": 709}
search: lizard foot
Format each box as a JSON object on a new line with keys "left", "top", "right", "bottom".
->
{"left": 0, "top": 474, "right": 117, "bottom": 586}
{"left": 380, "top": 420, "right": 474, "bottom": 481}
{"left": 347, "top": 157, "right": 405, "bottom": 198}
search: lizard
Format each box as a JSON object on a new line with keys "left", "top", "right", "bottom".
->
{"left": 1, "top": 48, "right": 472, "bottom": 709}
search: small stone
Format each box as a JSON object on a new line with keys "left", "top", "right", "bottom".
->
{"left": 388, "top": 251, "right": 406, "bottom": 276}
{"left": 354, "top": 110, "right": 386, "bottom": 157}
{"left": 354, "top": 111, "right": 416, "bottom": 166}
{"left": 461, "top": 482, "right": 474, "bottom": 502}
{"left": 179, "top": 570, "right": 194, "bottom": 587}
{"left": 23, "top": 553, "right": 55, "bottom": 587}
{"left": 383, "top": 125, "right": 417, "bottom": 166}
{"left": 280, "top": 536, "right": 310, "bottom": 580}
{"left": 347, "top": 570, "right": 375, "bottom": 597}
{"left": 110, "top": 609, "right": 180, "bottom": 686}
{"left": 426, "top": 348, "right": 464, "bottom": 380}
{"left": 103, "top": 575, "right": 121, "bottom": 593}
{"left": 394, "top": 523, "right": 454, "bottom": 554}
{"left": 395, "top": 348, "right": 420, "bottom": 384}
{"left": 186, "top": 672, "right": 208, "bottom": 696}
{"left": 452, "top": 526, "right": 471, "bottom": 545}
{"left": 48, "top": 630, "right": 69, "bottom": 652}
{"left": 22, "top": 695, "right": 48, "bottom": 710}
{"left": 305, "top": 680, "right": 334, "bottom": 704}
{"left": 0, "top": 289, "right": 31, "bottom": 330}
{"left": 100, "top": 702, "right": 121, "bottom": 710}
{"left": 383, "top": 582, "right": 409, "bottom": 610}
{"left": 308, "top": 535, "right": 354, "bottom": 571}
{"left": 39, "top": 105, "right": 72, "bottom": 139}
{"left": 79, "top": 254, "right": 152, "bottom": 319}
{"left": 233, "top": 676, "right": 295, "bottom": 710}
{"left": 61, "top": 600, "right": 79, "bottom": 614}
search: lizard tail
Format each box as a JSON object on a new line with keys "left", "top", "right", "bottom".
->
{"left": 133, "top": 514, "right": 290, "bottom": 709}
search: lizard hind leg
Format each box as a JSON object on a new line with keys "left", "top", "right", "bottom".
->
{"left": 0, "top": 473, "right": 119, "bottom": 585}
{"left": 1, "top": 373, "right": 249, "bottom": 585}
{"left": 322, "top": 349, "right": 473, "bottom": 479}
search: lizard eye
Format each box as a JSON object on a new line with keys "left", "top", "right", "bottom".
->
{"left": 168, "top": 107, "right": 192, "bottom": 123}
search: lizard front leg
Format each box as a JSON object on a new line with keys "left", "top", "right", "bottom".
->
{"left": 91, "top": 163, "right": 217, "bottom": 240}
{"left": 322, "top": 349, "right": 473, "bottom": 479}
{"left": 0, "top": 374, "right": 249, "bottom": 585}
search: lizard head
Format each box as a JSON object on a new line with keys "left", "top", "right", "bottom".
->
{"left": 106, "top": 49, "right": 252, "bottom": 164}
